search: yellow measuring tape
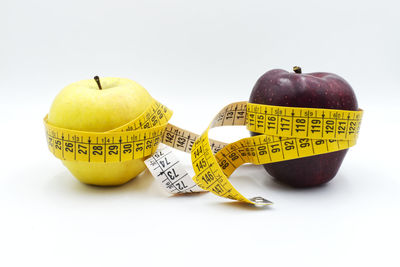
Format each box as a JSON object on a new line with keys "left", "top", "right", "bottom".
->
{"left": 44, "top": 99, "right": 363, "bottom": 205}
{"left": 44, "top": 100, "right": 173, "bottom": 163}
{"left": 191, "top": 101, "right": 362, "bottom": 205}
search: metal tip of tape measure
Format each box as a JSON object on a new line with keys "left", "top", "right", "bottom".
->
{"left": 249, "top": 196, "right": 273, "bottom": 207}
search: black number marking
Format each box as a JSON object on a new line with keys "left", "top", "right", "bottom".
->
{"left": 228, "top": 152, "right": 239, "bottom": 161}
{"left": 258, "top": 145, "right": 267, "bottom": 155}
{"left": 55, "top": 140, "right": 62, "bottom": 150}
{"left": 315, "top": 140, "right": 325, "bottom": 145}
{"left": 166, "top": 168, "right": 179, "bottom": 180}
{"left": 108, "top": 145, "right": 118, "bottom": 155}
{"left": 65, "top": 142, "right": 73, "bottom": 152}
{"left": 201, "top": 171, "right": 214, "bottom": 184}
{"left": 165, "top": 132, "right": 174, "bottom": 144}
{"left": 219, "top": 159, "right": 229, "bottom": 169}
{"left": 92, "top": 145, "right": 103, "bottom": 155}
{"left": 195, "top": 158, "right": 207, "bottom": 171}
{"left": 78, "top": 144, "right": 87, "bottom": 154}
{"left": 146, "top": 140, "right": 152, "bottom": 149}
{"left": 284, "top": 140, "right": 295, "bottom": 150}
{"left": 159, "top": 157, "right": 171, "bottom": 168}
{"left": 299, "top": 139, "right": 310, "bottom": 148}
{"left": 135, "top": 142, "right": 144, "bottom": 152}
{"left": 123, "top": 144, "right": 132, "bottom": 154}
{"left": 325, "top": 120, "right": 335, "bottom": 134}
{"left": 270, "top": 143, "right": 280, "bottom": 153}
{"left": 176, "top": 181, "right": 188, "bottom": 191}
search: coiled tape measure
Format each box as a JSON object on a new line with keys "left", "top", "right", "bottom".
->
{"left": 44, "top": 98, "right": 363, "bottom": 206}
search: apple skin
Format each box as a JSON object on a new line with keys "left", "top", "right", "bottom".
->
{"left": 249, "top": 68, "right": 358, "bottom": 187}
{"left": 48, "top": 77, "right": 154, "bottom": 186}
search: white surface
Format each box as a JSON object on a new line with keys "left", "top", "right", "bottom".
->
{"left": 1, "top": 1, "right": 399, "bottom": 266}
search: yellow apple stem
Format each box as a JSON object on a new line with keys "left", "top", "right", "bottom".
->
{"left": 293, "top": 66, "right": 302, "bottom": 74}
{"left": 94, "top": 76, "right": 102, "bottom": 90}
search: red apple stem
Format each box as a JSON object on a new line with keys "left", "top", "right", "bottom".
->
{"left": 293, "top": 66, "right": 302, "bottom": 74}
{"left": 94, "top": 76, "right": 102, "bottom": 90}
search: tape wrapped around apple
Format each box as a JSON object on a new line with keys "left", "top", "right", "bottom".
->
{"left": 249, "top": 66, "right": 358, "bottom": 187}
{"left": 48, "top": 68, "right": 359, "bottom": 189}
{"left": 48, "top": 77, "right": 154, "bottom": 186}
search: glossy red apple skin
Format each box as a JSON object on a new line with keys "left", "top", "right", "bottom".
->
{"left": 249, "top": 68, "right": 358, "bottom": 187}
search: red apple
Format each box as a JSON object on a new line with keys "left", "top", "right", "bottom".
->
{"left": 249, "top": 67, "right": 358, "bottom": 187}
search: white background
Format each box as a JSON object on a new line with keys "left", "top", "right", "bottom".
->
{"left": 1, "top": 0, "right": 399, "bottom": 266}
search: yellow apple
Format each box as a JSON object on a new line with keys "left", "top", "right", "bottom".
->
{"left": 48, "top": 77, "right": 154, "bottom": 186}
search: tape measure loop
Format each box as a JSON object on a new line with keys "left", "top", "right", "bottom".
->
{"left": 45, "top": 99, "right": 363, "bottom": 205}
{"left": 190, "top": 102, "right": 362, "bottom": 205}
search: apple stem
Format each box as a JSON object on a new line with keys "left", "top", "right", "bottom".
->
{"left": 293, "top": 66, "right": 302, "bottom": 74}
{"left": 94, "top": 76, "right": 102, "bottom": 90}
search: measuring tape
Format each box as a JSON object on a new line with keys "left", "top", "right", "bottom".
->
{"left": 44, "top": 99, "right": 363, "bottom": 206}
{"left": 44, "top": 100, "right": 173, "bottom": 163}
{"left": 190, "top": 101, "right": 362, "bottom": 205}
